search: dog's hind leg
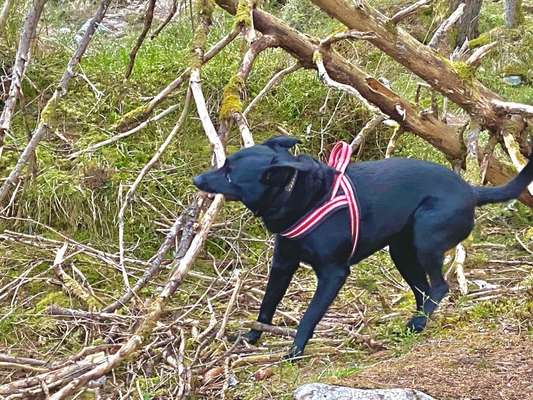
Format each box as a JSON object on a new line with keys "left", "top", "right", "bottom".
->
{"left": 410, "top": 199, "right": 475, "bottom": 330}
{"left": 389, "top": 236, "right": 431, "bottom": 332}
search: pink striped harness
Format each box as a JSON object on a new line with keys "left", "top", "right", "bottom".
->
{"left": 281, "top": 141, "right": 360, "bottom": 257}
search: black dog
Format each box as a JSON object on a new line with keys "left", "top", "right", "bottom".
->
{"left": 193, "top": 136, "right": 533, "bottom": 359}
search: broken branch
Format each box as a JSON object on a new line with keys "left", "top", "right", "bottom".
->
{"left": 390, "top": 0, "right": 432, "bottom": 25}
{"left": 125, "top": 0, "right": 156, "bottom": 79}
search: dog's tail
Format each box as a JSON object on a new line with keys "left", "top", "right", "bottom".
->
{"left": 474, "top": 153, "right": 533, "bottom": 206}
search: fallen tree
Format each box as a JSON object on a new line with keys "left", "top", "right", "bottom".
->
{"left": 215, "top": 0, "right": 533, "bottom": 206}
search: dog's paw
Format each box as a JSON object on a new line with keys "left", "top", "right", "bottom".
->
{"left": 241, "top": 330, "right": 262, "bottom": 345}
{"left": 406, "top": 315, "right": 427, "bottom": 333}
{"left": 282, "top": 345, "right": 304, "bottom": 362}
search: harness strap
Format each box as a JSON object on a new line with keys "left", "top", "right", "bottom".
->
{"left": 281, "top": 142, "right": 360, "bottom": 257}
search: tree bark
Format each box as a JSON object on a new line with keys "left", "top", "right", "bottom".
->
{"left": 449, "top": 0, "right": 482, "bottom": 46}
{"left": 0, "top": 0, "right": 48, "bottom": 147}
{"left": 504, "top": 0, "right": 523, "bottom": 28}
{"left": 306, "top": 0, "right": 525, "bottom": 138}
{"left": 0, "top": 0, "right": 14, "bottom": 35}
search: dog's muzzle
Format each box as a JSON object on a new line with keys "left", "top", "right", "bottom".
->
{"left": 193, "top": 175, "right": 205, "bottom": 190}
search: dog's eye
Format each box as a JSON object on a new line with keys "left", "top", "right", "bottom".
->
{"left": 225, "top": 171, "right": 232, "bottom": 183}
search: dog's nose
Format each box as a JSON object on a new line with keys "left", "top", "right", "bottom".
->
{"left": 193, "top": 175, "right": 203, "bottom": 189}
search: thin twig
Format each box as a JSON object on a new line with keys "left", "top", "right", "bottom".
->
{"left": 125, "top": 0, "right": 156, "bottom": 79}
{"left": 390, "top": 0, "right": 432, "bottom": 24}
{"left": 117, "top": 89, "right": 192, "bottom": 269}
{"left": 243, "top": 62, "right": 300, "bottom": 116}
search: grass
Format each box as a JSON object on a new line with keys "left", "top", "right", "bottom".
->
{"left": 1, "top": 0, "right": 532, "bottom": 398}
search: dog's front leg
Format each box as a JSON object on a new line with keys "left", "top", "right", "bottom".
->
{"left": 243, "top": 239, "right": 299, "bottom": 344}
{"left": 285, "top": 265, "right": 349, "bottom": 360}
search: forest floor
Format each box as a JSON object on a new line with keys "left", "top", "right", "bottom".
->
{"left": 1, "top": 0, "right": 532, "bottom": 399}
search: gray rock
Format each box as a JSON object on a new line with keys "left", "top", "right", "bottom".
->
{"left": 294, "top": 383, "right": 437, "bottom": 400}
{"left": 502, "top": 75, "right": 523, "bottom": 86}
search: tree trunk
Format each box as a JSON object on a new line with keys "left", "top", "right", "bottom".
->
{"left": 449, "top": 0, "right": 482, "bottom": 46}
{"left": 504, "top": 0, "right": 523, "bottom": 27}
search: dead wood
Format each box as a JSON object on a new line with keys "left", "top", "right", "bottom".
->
{"left": 125, "top": 0, "right": 156, "bottom": 79}
{"left": 0, "top": 0, "right": 48, "bottom": 147}
{"left": 390, "top": 0, "right": 432, "bottom": 25}
{"left": 308, "top": 0, "right": 530, "bottom": 145}
{"left": 0, "top": 0, "right": 14, "bottom": 35}
{"left": 0, "top": 0, "right": 113, "bottom": 208}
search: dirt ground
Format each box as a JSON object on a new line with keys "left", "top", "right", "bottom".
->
{"left": 343, "top": 329, "right": 533, "bottom": 400}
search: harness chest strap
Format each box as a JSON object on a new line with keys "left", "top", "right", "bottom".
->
{"left": 281, "top": 142, "right": 360, "bottom": 257}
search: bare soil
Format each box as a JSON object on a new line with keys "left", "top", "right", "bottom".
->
{"left": 344, "top": 329, "right": 533, "bottom": 400}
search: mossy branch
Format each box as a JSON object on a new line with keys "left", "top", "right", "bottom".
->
{"left": 219, "top": 76, "right": 245, "bottom": 120}
{"left": 0, "top": 0, "right": 112, "bottom": 208}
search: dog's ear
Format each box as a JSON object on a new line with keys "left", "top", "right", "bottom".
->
{"left": 260, "top": 159, "right": 311, "bottom": 186}
{"left": 262, "top": 136, "right": 300, "bottom": 152}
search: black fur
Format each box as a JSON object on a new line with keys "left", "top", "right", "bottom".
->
{"left": 193, "top": 136, "right": 533, "bottom": 360}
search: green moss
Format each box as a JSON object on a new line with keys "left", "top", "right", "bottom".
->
{"left": 219, "top": 75, "right": 245, "bottom": 119}
{"left": 112, "top": 104, "right": 150, "bottom": 132}
{"left": 235, "top": 0, "right": 253, "bottom": 29}
{"left": 312, "top": 50, "right": 322, "bottom": 63}
{"left": 35, "top": 291, "right": 71, "bottom": 312}
{"left": 468, "top": 32, "right": 492, "bottom": 48}
{"left": 40, "top": 95, "right": 59, "bottom": 125}
{"left": 198, "top": 0, "right": 216, "bottom": 24}
{"left": 450, "top": 61, "right": 475, "bottom": 83}
{"left": 190, "top": 0, "right": 215, "bottom": 67}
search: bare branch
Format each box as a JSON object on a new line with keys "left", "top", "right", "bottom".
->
{"left": 243, "top": 62, "right": 301, "bottom": 116}
{"left": 466, "top": 41, "right": 497, "bottom": 67}
{"left": 151, "top": 0, "right": 181, "bottom": 39}
{"left": 125, "top": 0, "right": 156, "bottom": 79}
{"left": 350, "top": 114, "right": 387, "bottom": 150}
{"left": 233, "top": 112, "right": 254, "bottom": 147}
{"left": 0, "top": 0, "right": 48, "bottom": 147}
{"left": 68, "top": 103, "right": 180, "bottom": 159}
{"left": 191, "top": 70, "right": 226, "bottom": 167}
{"left": 428, "top": 3, "right": 466, "bottom": 50}
{"left": 0, "top": 0, "right": 14, "bottom": 35}
{"left": 390, "top": 0, "right": 432, "bottom": 25}
{"left": 118, "top": 89, "right": 192, "bottom": 269}
{"left": 492, "top": 99, "right": 533, "bottom": 118}
{"left": 0, "top": 0, "right": 112, "bottom": 208}
{"left": 314, "top": 51, "right": 381, "bottom": 115}
{"left": 385, "top": 126, "right": 404, "bottom": 158}
{"left": 320, "top": 29, "right": 377, "bottom": 48}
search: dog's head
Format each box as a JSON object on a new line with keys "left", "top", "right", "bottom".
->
{"left": 193, "top": 136, "right": 312, "bottom": 213}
